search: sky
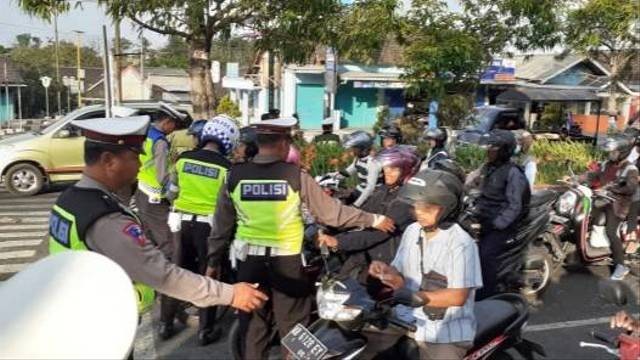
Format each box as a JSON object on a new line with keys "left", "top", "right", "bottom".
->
{"left": 1, "top": 0, "right": 461, "bottom": 50}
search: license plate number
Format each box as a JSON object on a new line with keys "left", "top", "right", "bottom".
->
{"left": 281, "top": 324, "right": 328, "bottom": 360}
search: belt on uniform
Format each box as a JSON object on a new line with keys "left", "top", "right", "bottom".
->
{"left": 177, "top": 212, "right": 213, "bottom": 224}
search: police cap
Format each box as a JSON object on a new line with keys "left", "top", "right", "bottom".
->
{"left": 71, "top": 115, "right": 150, "bottom": 153}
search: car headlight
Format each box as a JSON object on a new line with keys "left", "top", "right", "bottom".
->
{"left": 556, "top": 191, "right": 578, "bottom": 216}
{"left": 317, "top": 284, "right": 362, "bottom": 322}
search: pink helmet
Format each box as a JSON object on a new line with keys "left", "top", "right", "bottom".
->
{"left": 375, "top": 145, "right": 421, "bottom": 184}
{"left": 286, "top": 145, "right": 301, "bottom": 166}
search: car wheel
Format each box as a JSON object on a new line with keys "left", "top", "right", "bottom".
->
{"left": 5, "top": 163, "right": 45, "bottom": 196}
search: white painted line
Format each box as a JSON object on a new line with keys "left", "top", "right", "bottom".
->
{"left": 525, "top": 313, "right": 640, "bottom": 332}
{"left": 0, "top": 263, "right": 27, "bottom": 274}
{"left": 0, "top": 239, "right": 43, "bottom": 249}
{"left": 0, "top": 223, "right": 49, "bottom": 231}
{"left": 0, "top": 211, "right": 50, "bottom": 217}
{"left": 0, "top": 231, "right": 47, "bottom": 239}
{"left": 2, "top": 218, "right": 49, "bottom": 223}
{"left": 1, "top": 197, "right": 58, "bottom": 204}
{"left": 0, "top": 250, "right": 36, "bottom": 260}
{"left": 0, "top": 204, "right": 53, "bottom": 210}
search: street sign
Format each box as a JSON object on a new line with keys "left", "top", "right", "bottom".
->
{"left": 40, "top": 76, "right": 52, "bottom": 88}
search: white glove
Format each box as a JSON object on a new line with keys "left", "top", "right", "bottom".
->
{"left": 167, "top": 212, "right": 182, "bottom": 233}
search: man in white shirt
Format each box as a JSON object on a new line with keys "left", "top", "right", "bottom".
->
{"left": 367, "top": 169, "right": 483, "bottom": 359}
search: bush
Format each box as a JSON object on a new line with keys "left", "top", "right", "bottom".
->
{"left": 216, "top": 95, "right": 242, "bottom": 121}
{"left": 437, "top": 94, "right": 473, "bottom": 128}
{"left": 300, "top": 143, "right": 353, "bottom": 177}
{"left": 453, "top": 144, "right": 486, "bottom": 173}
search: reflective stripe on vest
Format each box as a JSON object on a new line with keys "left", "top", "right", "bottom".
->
{"left": 173, "top": 158, "right": 228, "bottom": 216}
{"left": 230, "top": 179, "right": 304, "bottom": 252}
{"left": 137, "top": 127, "right": 167, "bottom": 200}
{"left": 48, "top": 204, "right": 156, "bottom": 313}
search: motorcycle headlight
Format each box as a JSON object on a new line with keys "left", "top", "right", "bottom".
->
{"left": 556, "top": 191, "right": 578, "bottom": 216}
{"left": 317, "top": 285, "right": 362, "bottom": 322}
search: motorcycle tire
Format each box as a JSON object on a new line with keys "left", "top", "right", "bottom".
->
{"left": 521, "top": 245, "right": 552, "bottom": 298}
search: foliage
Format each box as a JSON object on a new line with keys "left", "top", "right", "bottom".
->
{"left": 437, "top": 94, "right": 473, "bottom": 128}
{"left": 396, "top": 116, "right": 425, "bottom": 154}
{"left": 372, "top": 106, "right": 390, "bottom": 135}
{"left": 146, "top": 35, "right": 189, "bottom": 69}
{"left": 538, "top": 103, "right": 565, "bottom": 130}
{"left": 300, "top": 143, "right": 353, "bottom": 177}
{"left": 453, "top": 144, "right": 486, "bottom": 173}
{"left": 215, "top": 95, "right": 242, "bottom": 120}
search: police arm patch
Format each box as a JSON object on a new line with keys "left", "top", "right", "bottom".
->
{"left": 122, "top": 222, "right": 147, "bottom": 246}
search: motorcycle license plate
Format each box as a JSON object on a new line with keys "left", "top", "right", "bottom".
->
{"left": 282, "top": 324, "right": 328, "bottom": 360}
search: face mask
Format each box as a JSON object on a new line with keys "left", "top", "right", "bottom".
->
{"left": 514, "top": 144, "right": 522, "bottom": 155}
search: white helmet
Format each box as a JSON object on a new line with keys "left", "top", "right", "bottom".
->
{"left": 200, "top": 115, "right": 240, "bottom": 155}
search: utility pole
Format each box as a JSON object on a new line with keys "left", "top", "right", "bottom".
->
{"left": 139, "top": 34, "right": 145, "bottom": 99}
{"left": 102, "top": 25, "right": 113, "bottom": 118}
{"left": 114, "top": 19, "right": 123, "bottom": 104}
{"left": 3, "top": 59, "right": 9, "bottom": 130}
{"left": 53, "top": 6, "right": 62, "bottom": 116}
{"left": 73, "top": 30, "right": 83, "bottom": 108}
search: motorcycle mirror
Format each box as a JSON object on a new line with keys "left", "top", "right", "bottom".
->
{"left": 598, "top": 280, "right": 629, "bottom": 307}
{"left": 393, "top": 288, "right": 425, "bottom": 308}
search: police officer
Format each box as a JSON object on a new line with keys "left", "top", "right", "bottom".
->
{"left": 312, "top": 118, "right": 341, "bottom": 145}
{"left": 467, "top": 129, "right": 530, "bottom": 300}
{"left": 164, "top": 115, "right": 239, "bottom": 344}
{"left": 206, "top": 117, "right": 395, "bottom": 359}
{"left": 48, "top": 116, "right": 267, "bottom": 320}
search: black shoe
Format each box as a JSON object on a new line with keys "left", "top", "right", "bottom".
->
{"left": 176, "top": 307, "right": 190, "bottom": 325}
{"left": 197, "top": 328, "right": 222, "bottom": 346}
{"left": 158, "top": 322, "right": 175, "bottom": 341}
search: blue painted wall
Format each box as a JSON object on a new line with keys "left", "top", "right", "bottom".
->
{"left": 295, "top": 83, "right": 325, "bottom": 130}
{"left": 335, "top": 81, "right": 378, "bottom": 129}
{"left": 0, "top": 89, "right": 14, "bottom": 124}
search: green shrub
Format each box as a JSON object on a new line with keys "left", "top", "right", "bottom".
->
{"left": 453, "top": 144, "right": 485, "bottom": 173}
{"left": 216, "top": 95, "right": 242, "bottom": 121}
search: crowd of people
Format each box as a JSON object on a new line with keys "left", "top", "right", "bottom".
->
{"left": 45, "top": 108, "right": 639, "bottom": 359}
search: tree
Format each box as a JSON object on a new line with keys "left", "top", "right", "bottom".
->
{"left": 146, "top": 35, "right": 189, "bottom": 69}
{"left": 563, "top": 0, "right": 640, "bottom": 113}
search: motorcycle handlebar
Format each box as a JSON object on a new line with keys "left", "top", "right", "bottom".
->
{"left": 388, "top": 315, "right": 417, "bottom": 333}
{"left": 591, "top": 330, "right": 620, "bottom": 347}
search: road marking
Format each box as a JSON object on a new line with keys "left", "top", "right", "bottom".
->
{"left": 0, "top": 231, "right": 47, "bottom": 239}
{"left": 0, "top": 217, "right": 49, "bottom": 223}
{"left": 0, "top": 204, "right": 54, "bottom": 210}
{"left": 0, "top": 211, "right": 50, "bottom": 217}
{"left": 0, "top": 263, "right": 27, "bottom": 274}
{"left": 0, "top": 239, "right": 43, "bottom": 249}
{"left": 526, "top": 314, "right": 640, "bottom": 332}
{"left": 0, "top": 197, "right": 58, "bottom": 204}
{"left": 0, "top": 250, "right": 36, "bottom": 260}
{"left": 0, "top": 223, "right": 49, "bottom": 231}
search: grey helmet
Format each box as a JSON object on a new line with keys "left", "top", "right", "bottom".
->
{"left": 484, "top": 129, "right": 517, "bottom": 162}
{"left": 343, "top": 130, "right": 374, "bottom": 154}
{"left": 379, "top": 124, "right": 403, "bottom": 141}
{"left": 398, "top": 169, "right": 464, "bottom": 227}
{"left": 431, "top": 159, "right": 466, "bottom": 184}
{"left": 423, "top": 127, "right": 447, "bottom": 146}
{"left": 600, "top": 135, "right": 634, "bottom": 162}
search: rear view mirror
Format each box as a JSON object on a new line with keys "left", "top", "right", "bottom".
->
{"left": 598, "top": 280, "right": 629, "bottom": 306}
{"left": 56, "top": 129, "right": 71, "bottom": 138}
{"left": 394, "top": 288, "right": 425, "bottom": 308}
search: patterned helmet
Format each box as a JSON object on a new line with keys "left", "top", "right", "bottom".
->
{"left": 375, "top": 145, "right": 421, "bottom": 184}
{"left": 200, "top": 115, "right": 240, "bottom": 156}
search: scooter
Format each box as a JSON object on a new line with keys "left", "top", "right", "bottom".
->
{"left": 547, "top": 165, "right": 640, "bottom": 270}
{"left": 281, "top": 268, "right": 546, "bottom": 360}
{"left": 459, "top": 189, "right": 557, "bottom": 298}
{"left": 579, "top": 280, "right": 640, "bottom": 360}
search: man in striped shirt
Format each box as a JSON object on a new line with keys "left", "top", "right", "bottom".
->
{"left": 368, "top": 169, "right": 483, "bottom": 359}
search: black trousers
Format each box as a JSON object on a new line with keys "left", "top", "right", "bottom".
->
{"left": 161, "top": 219, "right": 217, "bottom": 332}
{"left": 627, "top": 200, "right": 640, "bottom": 232}
{"left": 476, "top": 228, "right": 514, "bottom": 301}
{"left": 236, "top": 253, "right": 313, "bottom": 360}
{"left": 593, "top": 206, "right": 625, "bottom": 265}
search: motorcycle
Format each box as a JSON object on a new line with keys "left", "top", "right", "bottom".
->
{"left": 579, "top": 280, "right": 640, "bottom": 360}
{"left": 545, "top": 165, "right": 640, "bottom": 271}
{"left": 280, "top": 265, "right": 545, "bottom": 360}
{"left": 459, "top": 189, "right": 557, "bottom": 298}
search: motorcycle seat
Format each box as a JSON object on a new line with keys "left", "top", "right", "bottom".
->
{"left": 529, "top": 190, "right": 557, "bottom": 208}
{"left": 473, "top": 299, "right": 519, "bottom": 346}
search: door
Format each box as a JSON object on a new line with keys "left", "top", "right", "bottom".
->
{"left": 335, "top": 82, "right": 378, "bottom": 129}
{"left": 295, "top": 83, "right": 325, "bottom": 130}
{"left": 48, "top": 110, "right": 105, "bottom": 178}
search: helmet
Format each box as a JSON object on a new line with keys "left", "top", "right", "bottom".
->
{"left": 375, "top": 145, "right": 421, "bottom": 184}
{"left": 286, "top": 145, "right": 301, "bottom": 166}
{"left": 485, "top": 129, "right": 517, "bottom": 162}
{"left": 398, "top": 169, "right": 464, "bottom": 226}
{"left": 423, "top": 127, "right": 447, "bottom": 145}
{"left": 239, "top": 127, "right": 258, "bottom": 159}
{"left": 187, "top": 119, "right": 207, "bottom": 137}
{"left": 199, "top": 115, "right": 240, "bottom": 156}
{"left": 431, "top": 159, "right": 466, "bottom": 184}
{"left": 379, "top": 125, "right": 403, "bottom": 141}
{"left": 343, "top": 131, "right": 374, "bottom": 153}
{"left": 600, "top": 135, "right": 633, "bottom": 162}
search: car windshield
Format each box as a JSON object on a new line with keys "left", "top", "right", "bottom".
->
{"left": 463, "top": 107, "right": 500, "bottom": 132}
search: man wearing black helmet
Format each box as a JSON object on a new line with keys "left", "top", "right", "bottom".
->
{"left": 233, "top": 127, "right": 259, "bottom": 164}
{"left": 467, "top": 129, "right": 530, "bottom": 300}
{"left": 582, "top": 135, "right": 638, "bottom": 280}
{"left": 336, "top": 130, "right": 383, "bottom": 207}
{"left": 366, "top": 169, "right": 483, "bottom": 359}
{"left": 379, "top": 124, "right": 403, "bottom": 149}
{"left": 420, "top": 127, "right": 449, "bottom": 171}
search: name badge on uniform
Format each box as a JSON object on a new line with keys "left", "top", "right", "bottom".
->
{"left": 183, "top": 162, "right": 220, "bottom": 179}
{"left": 240, "top": 182, "right": 288, "bottom": 201}
{"left": 49, "top": 211, "right": 71, "bottom": 247}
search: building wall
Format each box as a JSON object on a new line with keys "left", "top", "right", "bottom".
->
{"left": 120, "top": 68, "right": 148, "bottom": 100}
{"left": 0, "top": 89, "right": 15, "bottom": 123}
{"left": 335, "top": 81, "right": 378, "bottom": 129}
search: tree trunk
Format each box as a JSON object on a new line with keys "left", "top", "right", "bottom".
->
{"left": 608, "top": 57, "right": 620, "bottom": 116}
{"left": 188, "top": 38, "right": 216, "bottom": 119}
